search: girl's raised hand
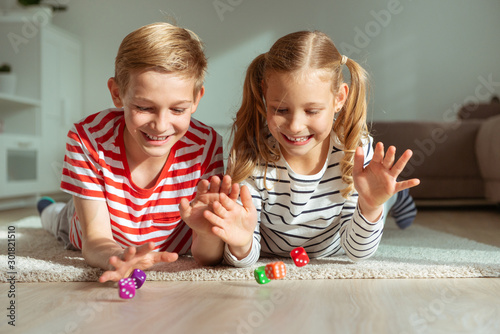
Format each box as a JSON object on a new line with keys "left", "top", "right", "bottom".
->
{"left": 203, "top": 183, "right": 257, "bottom": 260}
{"left": 353, "top": 142, "right": 420, "bottom": 214}
{"left": 98, "top": 242, "right": 178, "bottom": 282}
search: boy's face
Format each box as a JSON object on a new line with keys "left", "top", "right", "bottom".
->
{"left": 109, "top": 69, "right": 203, "bottom": 163}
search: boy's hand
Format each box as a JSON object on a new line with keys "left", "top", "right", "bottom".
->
{"left": 203, "top": 184, "right": 257, "bottom": 260}
{"left": 98, "top": 242, "right": 178, "bottom": 282}
{"left": 353, "top": 142, "right": 420, "bottom": 220}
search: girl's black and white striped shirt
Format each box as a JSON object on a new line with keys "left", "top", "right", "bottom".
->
{"left": 224, "top": 134, "right": 385, "bottom": 267}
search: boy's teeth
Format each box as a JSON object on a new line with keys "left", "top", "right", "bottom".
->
{"left": 286, "top": 135, "right": 309, "bottom": 142}
{"left": 146, "top": 134, "right": 167, "bottom": 141}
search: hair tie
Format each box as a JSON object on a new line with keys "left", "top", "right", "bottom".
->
{"left": 340, "top": 55, "right": 348, "bottom": 65}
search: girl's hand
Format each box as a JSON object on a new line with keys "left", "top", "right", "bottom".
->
{"left": 98, "top": 242, "right": 178, "bottom": 282}
{"left": 203, "top": 184, "right": 257, "bottom": 260}
{"left": 353, "top": 142, "right": 420, "bottom": 217}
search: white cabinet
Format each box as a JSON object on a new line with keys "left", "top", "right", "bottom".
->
{"left": 0, "top": 134, "right": 40, "bottom": 197}
{"left": 0, "top": 13, "right": 81, "bottom": 200}
{"left": 39, "top": 25, "right": 82, "bottom": 193}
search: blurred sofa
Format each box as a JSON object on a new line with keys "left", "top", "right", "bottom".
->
{"left": 370, "top": 97, "right": 500, "bottom": 204}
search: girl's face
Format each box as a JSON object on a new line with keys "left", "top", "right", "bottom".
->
{"left": 264, "top": 70, "right": 347, "bottom": 172}
{"left": 109, "top": 69, "right": 203, "bottom": 165}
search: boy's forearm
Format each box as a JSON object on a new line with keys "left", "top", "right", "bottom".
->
{"left": 82, "top": 239, "right": 123, "bottom": 270}
{"left": 191, "top": 232, "right": 224, "bottom": 266}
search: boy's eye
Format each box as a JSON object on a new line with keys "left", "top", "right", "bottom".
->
{"left": 171, "top": 108, "right": 187, "bottom": 114}
{"left": 135, "top": 105, "right": 153, "bottom": 112}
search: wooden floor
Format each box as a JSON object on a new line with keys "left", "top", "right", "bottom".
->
{"left": 1, "top": 206, "right": 500, "bottom": 334}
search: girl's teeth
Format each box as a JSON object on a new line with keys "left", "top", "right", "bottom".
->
{"left": 286, "top": 135, "right": 309, "bottom": 142}
{"left": 146, "top": 134, "right": 167, "bottom": 141}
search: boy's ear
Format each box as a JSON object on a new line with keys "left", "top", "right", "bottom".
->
{"left": 108, "top": 77, "right": 124, "bottom": 108}
{"left": 191, "top": 86, "right": 205, "bottom": 114}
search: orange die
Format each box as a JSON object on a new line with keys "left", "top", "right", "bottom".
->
{"left": 265, "top": 261, "right": 286, "bottom": 280}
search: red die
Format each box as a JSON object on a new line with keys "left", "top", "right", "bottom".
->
{"left": 290, "top": 247, "right": 309, "bottom": 267}
{"left": 265, "top": 261, "right": 286, "bottom": 280}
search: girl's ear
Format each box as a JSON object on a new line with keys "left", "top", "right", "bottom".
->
{"left": 108, "top": 77, "right": 124, "bottom": 108}
{"left": 335, "top": 83, "right": 349, "bottom": 112}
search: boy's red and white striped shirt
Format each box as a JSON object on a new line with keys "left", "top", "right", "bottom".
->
{"left": 60, "top": 108, "right": 224, "bottom": 253}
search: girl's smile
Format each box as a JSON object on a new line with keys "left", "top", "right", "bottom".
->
{"left": 264, "top": 70, "right": 347, "bottom": 174}
{"left": 282, "top": 134, "right": 314, "bottom": 145}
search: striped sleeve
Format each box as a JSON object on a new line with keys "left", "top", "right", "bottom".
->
{"left": 195, "top": 120, "right": 224, "bottom": 180}
{"left": 339, "top": 137, "right": 385, "bottom": 261}
{"left": 223, "top": 177, "right": 262, "bottom": 267}
{"left": 60, "top": 114, "right": 107, "bottom": 200}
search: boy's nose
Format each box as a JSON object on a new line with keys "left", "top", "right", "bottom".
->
{"left": 151, "top": 110, "right": 171, "bottom": 133}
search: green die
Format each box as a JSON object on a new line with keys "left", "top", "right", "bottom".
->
{"left": 254, "top": 266, "right": 271, "bottom": 285}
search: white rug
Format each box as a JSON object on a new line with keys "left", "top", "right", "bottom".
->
{"left": 1, "top": 216, "right": 499, "bottom": 282}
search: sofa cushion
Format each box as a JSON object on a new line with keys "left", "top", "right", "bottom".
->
{"left": 458, "top": 99, "right": 500, "bottom": 120}
{"left": 475, "top": 114, "right": 500, "bottom": 202}
{"left": 371, "top": 120, "right": 484, "bottom": 199}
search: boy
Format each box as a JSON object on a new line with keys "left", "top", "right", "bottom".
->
{"left": 39, "top": 22, "right": 226, "bottom": 282}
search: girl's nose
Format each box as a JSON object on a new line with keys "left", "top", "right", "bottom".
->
{"left": 288, "top": 113, "right": 305, "bottom": 134}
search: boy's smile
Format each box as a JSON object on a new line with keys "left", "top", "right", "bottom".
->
{"left": 109, "top": 69, "right": 203, "bottom": 167}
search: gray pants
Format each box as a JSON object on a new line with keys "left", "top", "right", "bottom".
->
{"left": 40, "top": 198, "right": 79, "bottom": 250}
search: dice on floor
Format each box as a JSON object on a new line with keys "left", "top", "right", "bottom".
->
{"left": 265, "top": 261, "right": 286, "bottom": 280}
{"left": 254, "top": 266, "right": 271, "bottom": 285}
{"left": 130, "top": 269, "right": 146, "bottom": 289}
{"left": 118, "top": 278, "right": 136, "bottom": 299}
{"left": 290, "top": 247, "right": 309, "bottom": 267}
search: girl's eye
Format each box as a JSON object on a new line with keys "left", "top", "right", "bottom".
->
{"left": 306, "top": 110, "right": 320, "bottom": 115}
{"left": 273, "top": 108, "right": 287, "bottom": 114}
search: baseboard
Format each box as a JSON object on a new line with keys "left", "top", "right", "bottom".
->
{"left": 0, "top": 191, "right": 71, "bottom": 211}
{"left": 415, "top": 198, "right": 498, "bottom": 208}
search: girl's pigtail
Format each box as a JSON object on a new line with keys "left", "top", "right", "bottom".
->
{"left": 228, "top": 54, "right": 276, "bottom": 183}
{"left": 333, "top": 58, "right": 370, "bottom": 198}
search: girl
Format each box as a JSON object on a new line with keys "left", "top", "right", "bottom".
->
{"left": 203, "top": 30, "right": 420, "bottom": 267}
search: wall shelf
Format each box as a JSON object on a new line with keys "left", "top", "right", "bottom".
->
{"left": 0, "top": 20, "right": 81, "bottom": 200}
{"left": 0, "top": 92, "right": 41, "bottom": 109}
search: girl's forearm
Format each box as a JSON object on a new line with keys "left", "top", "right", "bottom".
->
{"left": 357, "top": 197, "right": 383, "bottom": 223}
{"left": 228, "top": 240, "right": 253, "bottom": 261}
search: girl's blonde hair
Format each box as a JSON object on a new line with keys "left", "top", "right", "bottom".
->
{"left": 227, "top": 30, "right": 369, "bottom": 198}
{"left": 114, "top": 22, "right": 207, "bottom": 98}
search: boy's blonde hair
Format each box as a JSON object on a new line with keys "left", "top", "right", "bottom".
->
{"left": 227, "top": 30, "right": 369, "bottom": 198}
{"left": 114, "top": 22, "right": 207, "bottom": 98}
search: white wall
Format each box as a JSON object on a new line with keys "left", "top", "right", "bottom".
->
{"left": 50, "top": 0, "right": 500, "bottom": 130}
